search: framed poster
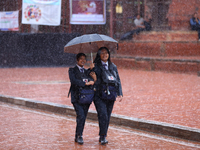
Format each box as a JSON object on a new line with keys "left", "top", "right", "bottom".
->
{"left": 0, "top": 11, "right": 19, "bottom": 31}
{"left": 70, "top": 0, "right": 106, "bottom": 24}
{"left": 22, "top": 0, "right": 62, "bottom": 26}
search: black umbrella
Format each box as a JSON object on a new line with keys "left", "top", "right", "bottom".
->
{"left": 64, "top": 33, "right": 118, "bottom": 62}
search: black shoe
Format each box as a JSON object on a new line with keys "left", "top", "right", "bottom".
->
{"left": 99, "top": 136, "right": 108, "bottom": 145}
{"left": 75, "top": 136, "right": 84, "bottom": 145}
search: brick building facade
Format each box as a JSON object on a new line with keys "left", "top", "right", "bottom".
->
{"left": 167, "top": 0, "right": 200, "bottom": 30}
{"left": 0, "top": 0, "right": 199, "bottom": 38}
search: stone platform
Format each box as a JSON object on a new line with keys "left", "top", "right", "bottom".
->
{"left": 2, "top": 102, "right": 200, "bottom": 149}
{"left": 116, "top": 31, "right": 200, "bottom": 74}
{"left": 0, "top": 67, "right": 200, "bottom": 143}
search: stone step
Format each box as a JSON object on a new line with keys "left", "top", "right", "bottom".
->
{"left": 118, "top": 31, "right": 200, "bottom": 57}
{"left": 132, "top": 31, "right": 198, "bottom": 42}
{"left": 112, "top": 55, "right": 200, "bottom": 74}
{"left": 118, "top": 41, "right": 200, "bottom": 57}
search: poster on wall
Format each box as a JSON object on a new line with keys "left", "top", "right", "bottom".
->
{"left": 0, "top": 11, "right": 19, "bottom": 31}
{"left": 70, "top": 0, "right": 106, "bottom": 24}
{"left": 22, "top": 0, "right": 61, "bottom": 26}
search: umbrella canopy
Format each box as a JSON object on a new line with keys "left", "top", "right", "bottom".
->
{"left": 64, "top": 34, "right": 118, "bottom": 54}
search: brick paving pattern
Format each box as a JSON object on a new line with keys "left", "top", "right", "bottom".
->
{"left": 0, "top": 67, "right": 200, "bottom": 129}
{"left": 1, "top": 102, "right": 200, "bottom": 149}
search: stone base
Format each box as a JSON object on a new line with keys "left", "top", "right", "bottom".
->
{"left": 116, "top": 31, "right": 200, "bottom": 74}
{"left": 112, "top": 56, "right": 200, "bottom": 74}
{"left": 118, "top": 31, "right": 200, "bottom": 57}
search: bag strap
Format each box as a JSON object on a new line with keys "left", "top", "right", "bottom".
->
{"left": 68, "top": 85, "right": 72, "bottom": 97}
{"left": 100, "top": 64, "right": 118, "bottom": 87}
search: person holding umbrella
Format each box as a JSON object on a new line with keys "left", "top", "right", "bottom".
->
{"left": 64, "top": 34, "right": 120, "bottom": 144}
{"left": 91, "top": 47, "right": 123, "bottom": 145}
{"left": 68, "top": 53, "right": 96, "bottom": 145}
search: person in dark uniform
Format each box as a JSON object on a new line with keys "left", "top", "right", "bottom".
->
{"left": 190, "top": 12, "right": 200, "bottom": 41}
{"left": 68, "top": 53, "right": 96, "bottom": 145}
{"left": 91, "top": 47, "right": 123, "bottom": 145}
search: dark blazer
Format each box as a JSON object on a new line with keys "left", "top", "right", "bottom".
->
{"left": 190, "top": 17, "right": 200, "bottom": 30}
{"left": 68, "top": 66, "right": 93, "bottom": 103}
{"left": 94, "top": 62, "right": 123, "bottom": 97}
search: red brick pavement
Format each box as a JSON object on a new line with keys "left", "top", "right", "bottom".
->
{"left": 1, "top": 102, "right": 200, "bottom": 149}
{"left": 0, "top": 67, "right": 200, "bottom": 129}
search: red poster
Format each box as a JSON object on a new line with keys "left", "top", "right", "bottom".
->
{"left": 70, "top": 0, "right": 106, "bottom": 24}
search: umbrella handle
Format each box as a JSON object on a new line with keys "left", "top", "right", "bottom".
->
{"left": 91, "top": 52, "right": 93, "bottom": 63}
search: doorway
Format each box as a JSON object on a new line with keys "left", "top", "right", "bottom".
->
{"left": 147, "top": 0, "right": 171, "bottom": 30}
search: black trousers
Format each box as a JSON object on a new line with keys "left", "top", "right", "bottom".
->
{"left": 73, "top": 102, "right": 90, "bottom": 137}
{"left": 94, "top": 95, "right": 115, "bottom": 136}
{"left": 135, "top": 27, "right": 145, "bottom": 35}
{"left": 192, "top": 25, "right": 200, "bottom": 39}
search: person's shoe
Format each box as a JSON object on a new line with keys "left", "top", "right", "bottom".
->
{"left": 75, "top": 136, "right": 84, "bottom": 145}
{"left": 99, "top": 136, "right": 108, "bottom": 145}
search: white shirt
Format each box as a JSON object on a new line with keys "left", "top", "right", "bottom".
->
{"left": 76, "top": 64, "right": 84, "bottom": 73}
{"left": 134, "top": 18, "right": 144, "bottom": 27}
{"left": 101, "top": 61, "right": 108, "bottom": 70}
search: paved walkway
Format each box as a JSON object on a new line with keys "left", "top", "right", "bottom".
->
{"left": 0, "top": 67, "right": 200, "bottom": 129}
{"left": 1, "top": 102, "right": 200, "bottom": 149}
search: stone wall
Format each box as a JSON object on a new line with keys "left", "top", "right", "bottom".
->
{"left": 145, "top": 0, "right": 200, "bottom": 31}
{"left": 167, "top": 0, "right": 200, "bottom": 30}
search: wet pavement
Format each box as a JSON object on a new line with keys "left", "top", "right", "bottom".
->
{"left": 0, "top": 67, "right": 200, "bottom": 130}
{"left": 1, "top": 102, "right": 200, "bottom": 150}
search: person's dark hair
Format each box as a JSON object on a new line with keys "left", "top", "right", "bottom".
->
{"left": 76, "top": 53, "right": 86, "bottom": 61}
{"left": 135, "top": 13, "right": 142, "bottom": 17}
{"left": 93, "top": 47, "right": 111, "bottom": 64}
{"left": 193, "top": 12, "right": 198, "bottom": 16}
{"left": 192, "top": 12, "right": 199, "bottom": 18}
